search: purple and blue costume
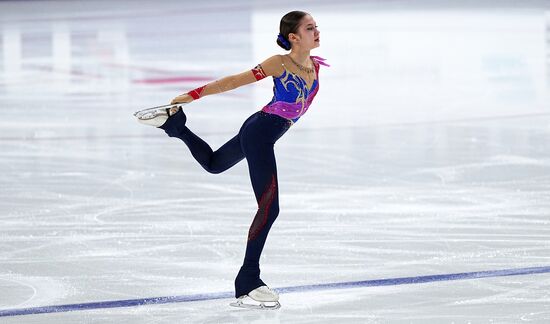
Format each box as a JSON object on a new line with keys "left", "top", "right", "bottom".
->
{"left": 262, "top": 56, "right": 328, "bottom": 123}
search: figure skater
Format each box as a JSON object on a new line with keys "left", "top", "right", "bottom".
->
{"left": 135, "top": 10, "right": 329, "bottom": 309}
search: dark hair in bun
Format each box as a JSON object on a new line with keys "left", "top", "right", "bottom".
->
{"left": 277, "top": 11, "right": 308, "bottom": 51}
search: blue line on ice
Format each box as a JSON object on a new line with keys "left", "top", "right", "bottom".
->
{"left": 1, "top": 265, "right": 549, "bottom": 317}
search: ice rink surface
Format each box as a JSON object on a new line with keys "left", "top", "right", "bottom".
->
{"left": 1, "top": 0, "right": 550, "bottom": 323}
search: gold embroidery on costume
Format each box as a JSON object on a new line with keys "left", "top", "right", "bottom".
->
{"left": 279, "top": 70, "right": 307, "bottom": 110}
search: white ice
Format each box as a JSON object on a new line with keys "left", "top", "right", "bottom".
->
{"left": 1, "top": 0, "right": 550, "bottom": 323}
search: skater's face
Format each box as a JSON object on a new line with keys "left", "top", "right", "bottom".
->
{"left": 289, "top": 14, "right": 320, "bottom": 50}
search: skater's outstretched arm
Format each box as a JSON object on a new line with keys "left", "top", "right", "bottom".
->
{"left": 171, "top": 55, "right": 285, "bottom": 104}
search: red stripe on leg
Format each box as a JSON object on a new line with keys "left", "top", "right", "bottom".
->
{"left": 248, "top": 175, "right": 277, "bottom": 241}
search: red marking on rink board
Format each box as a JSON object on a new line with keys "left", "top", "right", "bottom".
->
{"left": 133, "top": 77, "right": 214, "bottom": 84}
{"left": 104, "top": 63, "right": 180, "bottom": 74}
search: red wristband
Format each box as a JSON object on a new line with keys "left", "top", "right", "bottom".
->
{"left": 187, "top": 85, "right": 206, "bottom": 100}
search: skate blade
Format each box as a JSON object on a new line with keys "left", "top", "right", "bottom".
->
{"left": 229, "top": 297, "right": 281, "bottom": 310}
{"left": 133, "top": 103, "right": 186, "bottom": 120}
{"left": 136, "top": 115, "right": 168, "bottom": 127}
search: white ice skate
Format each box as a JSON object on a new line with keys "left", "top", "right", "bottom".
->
{"left": 133, "top": 103, "right": 186, "bottom": 127}
{"left": 230, "top": 286, "right": 281, "bottom": 310}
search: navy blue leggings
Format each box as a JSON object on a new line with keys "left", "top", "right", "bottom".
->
{"left": 159, "top": 110, "right": 291, "bottom": 298}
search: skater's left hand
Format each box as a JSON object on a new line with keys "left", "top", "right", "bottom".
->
{"left": 171, "top": 94, "right": 194, "bottom": 105}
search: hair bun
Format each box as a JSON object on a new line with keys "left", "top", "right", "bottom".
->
{"left": 277, "top": 33, "right": 291, "bottom": 51}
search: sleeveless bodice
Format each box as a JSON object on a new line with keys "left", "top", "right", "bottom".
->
{"left": 261, "top": 56, "right": 328, "bottom": 123}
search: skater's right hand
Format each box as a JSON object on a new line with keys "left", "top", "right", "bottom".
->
{"left": 171, "top": 94, "right": 194, "bottom": 105}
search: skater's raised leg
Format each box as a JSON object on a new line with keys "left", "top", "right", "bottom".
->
{"left": 159, "top": 109, "right": 245, "bottom": 174}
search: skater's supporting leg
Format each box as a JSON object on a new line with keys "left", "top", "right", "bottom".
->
{"left": 234, "top": 113, "right": 289, "bottom": 298}
{"left": 234, "top": 161, "right": 279, "bottom": 297}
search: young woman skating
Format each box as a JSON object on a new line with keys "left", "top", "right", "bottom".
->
{"left": 135, "top": 10, "right": 328, "bottom": 309}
